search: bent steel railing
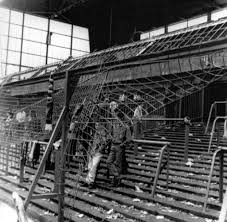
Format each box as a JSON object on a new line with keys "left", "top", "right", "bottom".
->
{"left": 133, "top": 139, "right": 171, "bottom": 197}
{"left": 140, "top": 117, "right": 191, "bottom": 162}
{"left": 205, "top": 101, "right": 227, "bottom": 134}
{"left": 207, "top": 116, "right": 227, "bottom": 153}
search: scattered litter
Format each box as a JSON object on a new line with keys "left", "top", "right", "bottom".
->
{"left": 189, "top": 133, "right": 193, "bottom": 136}
{"left": 141, "top": 211, "right": 148, "bottom": 215}
{"left": 43, "top": 211, "right": 55, "bottom": 216}
{"left": 185, "top": 159, "right": 194, "bottom": 167}
{"left": 106, "top": 213, "right": 122, "bottom": 220}
{"left": 107, "top": 209, "right": 114, "bottom": 215}
{"left": 39, "top": 187, "right": 51, "bottom": 192}
{"left": 132, "top": 198, "right": 141, "bottom": 202}
{"left": 78, "top": 214, "right": 84, "bottom": 218}
{"left": 161, "top": 137, "right": 166, "bottom": 140}
{"left": 205, "top": 219, "right": 213, "bottom": 222}
{"left": 135, "top": 185, "right": 143, "bottom": 193}
{"left": 138, "top": 146, "right": 142, "bottom": 150}
{"left": 196, "top": 138, "right": 201, "bottom": 142}
{"left": 156, "top": 215, "right": 164, "bottom": 219}
{"left": 145, "top": 202, "right": 154, "bottom": 207}
{"left": 102, "top": 199, "right": 108, "bottom": 203}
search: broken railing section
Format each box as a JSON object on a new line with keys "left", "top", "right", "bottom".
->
{"left": 138, "top": 117, "right": 191, "bottom": 162}
{"left": 19, "top": 140, "right": 48, "bottom": 184}
{"left": 23, "top": 106, "right": 66, "bottom": 210}
{"left": 133, "top": 139, "right": 170, "bottom": 197}
{"left": 205, "top": 101, "right": 227, "bottom": 134}
{"left": 204, "top": 116, "right": 227, "bottom": 212}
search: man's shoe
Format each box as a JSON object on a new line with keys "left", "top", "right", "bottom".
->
{"left": 79, "top": 180, "right": 96, "bottom": 189}
{"left": 88, "top": 182, "right": 96, "bottom": 189}
{"left": 111, "top": 177, "right": 121, "bottom": 187}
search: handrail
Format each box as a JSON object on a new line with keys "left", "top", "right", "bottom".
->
{"left": 205, "top": 101, "right": 227, "bottom": 134}
{"left": 207, "top": 116, "right": 227, "bottom": 153}
{"left": 132, "top": 139, "right": 170, "bottom": 197}
{"left": 133, "top": 139, "right": 170, "bottom": 146}
{"left": 141, "top": 117, "right": 185, "bottom": 121}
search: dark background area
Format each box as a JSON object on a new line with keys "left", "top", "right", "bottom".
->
{"left": 2, "top": 0, "right": 227, "bottom": 51}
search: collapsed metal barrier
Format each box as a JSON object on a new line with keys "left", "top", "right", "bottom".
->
{"left": 139, "top": 117, "right": 191, "bottom": 162}
{"left": 133, "top": 139, "right": 170, "bottom": 197}
{"left": 203, "top": 116, "right": 227, "bottom": 212}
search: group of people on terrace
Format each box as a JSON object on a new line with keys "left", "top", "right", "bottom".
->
{"left": 68, "top": 98, "right": 145, "bottom": 188}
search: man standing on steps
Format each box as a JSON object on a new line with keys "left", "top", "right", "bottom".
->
{"left": 133, "top": 102, "right": 144, "bottom": 140}
{"left": 79, "top": 118, "right": 109, "bottom": 188}
{"left": 107, "top": 108, "right": 132, "bottom": 187}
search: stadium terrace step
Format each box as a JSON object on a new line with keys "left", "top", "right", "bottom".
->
{"left": 0, "top": 122, "right": 226, "bottom": 221}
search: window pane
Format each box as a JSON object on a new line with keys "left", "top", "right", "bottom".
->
{"left": 188, "top": 15, "right": 208, "bottom": 27}
{"left": 0, "top": 21, "right": 9, "bottom": 35}
{"left": 0, "top": 63, "right": 6, "bottom": 76}
{"left": 10, "top": 10, "right": 23, "bottom": 25}
{"left": 72, "top": 38, "right": 90, "bottom": 52}
{"left": 21, "top": 66, "right": 30, "bottom": 71}
{"left": 50, "top": 33, "right": 71, "bottom": 48}
{"left": 211, "top": 8, "right": 227, "bottom": 21}
{"left": 24, "top": 13, "right": 48, "bottom": 30}
{"left": 0, "top": 35, "right": 8, "bottom": 49}
{"left": 6, "top": 64, "right": 19, "bottom": 75}
{"left": 168, "top": 21, "right": 187, "bottom": 32}
{"left": 7, "top": 50, "right": 20, "bottom": 65}
{"left": 8, "top": 37, "right": 21, "bottom": 51}
{"left": 48, "top": 45, "right": 70, "bottom": 60}
{"left": 50, "top": 20, "right": 71, "bottom": 35}
{"left": 24, "top": 27, "right": 47, "bottom": 43}
{"left": 0, "top": 7, "right": 10, "bottom": 22}
{"left": 22, "top": 53, "right": 46, "bottom": 67}
{"left": 9, "top": 24, "right": 22, "bottom": 38}
{"left": 73, "top": 25, "right": 89, "bottom": 40}
{"left": 150, "top": 27, "right": 165, "bottom": 37}
{"left": 23, "top": 40, "right": 46, "bottom": 56}
{"left": 72, "top": 50, "right": 88, "bottom": 57}
{"left": 0, "top": 49, "right": 7, "bottom": 63}
{"left": 140, "top": 32, "right": 150, "bottom": 40}
{"left": 47, "top": 57, "right": 61, "bottom": 64}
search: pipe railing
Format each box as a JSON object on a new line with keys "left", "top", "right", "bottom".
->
{"left": 205, "top": 101, "right": 227, "bottom": 134}
{"left": 19, "top": 140, "right": 48, "bottom": 183}
{"left": 207, "top": 116, "right": 227, "bottom": 153}
{"left": 133, "top": 139, "right": 170, "bottom": 197}
{"left": 139, "top": 117, "right": 191, "bottom": 162}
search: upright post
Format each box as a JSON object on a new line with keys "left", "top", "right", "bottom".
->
{"left": 201, "top": 88, "right": 204, "bottom": 122}
{"left": 178, "top": 99, "right": 182, "bottom": 118}
{"left": 58, "top": 71, "right": 70, "bottom": 222}
{"left": 184, "top": 123, "right": 189, "bottom": 162}
{"left": 217, "top": 122, "right": 220, "bottom": 147}
{"left": 19, "top": 142, "right": 25, "bottom": 183}
{"left": 6, "top": 144, "right": 10, "bottom": 175}
{"left": 219, "top": 150, "right": 224, "bottom": 203}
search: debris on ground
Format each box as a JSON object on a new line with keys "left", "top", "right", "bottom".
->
{"left": 135, "top": 185, "right": 143, "bottom": 193}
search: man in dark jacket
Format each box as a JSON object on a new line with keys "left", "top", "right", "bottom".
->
{"left": 107, "top": 108, "right": 132, "bottom": 187}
